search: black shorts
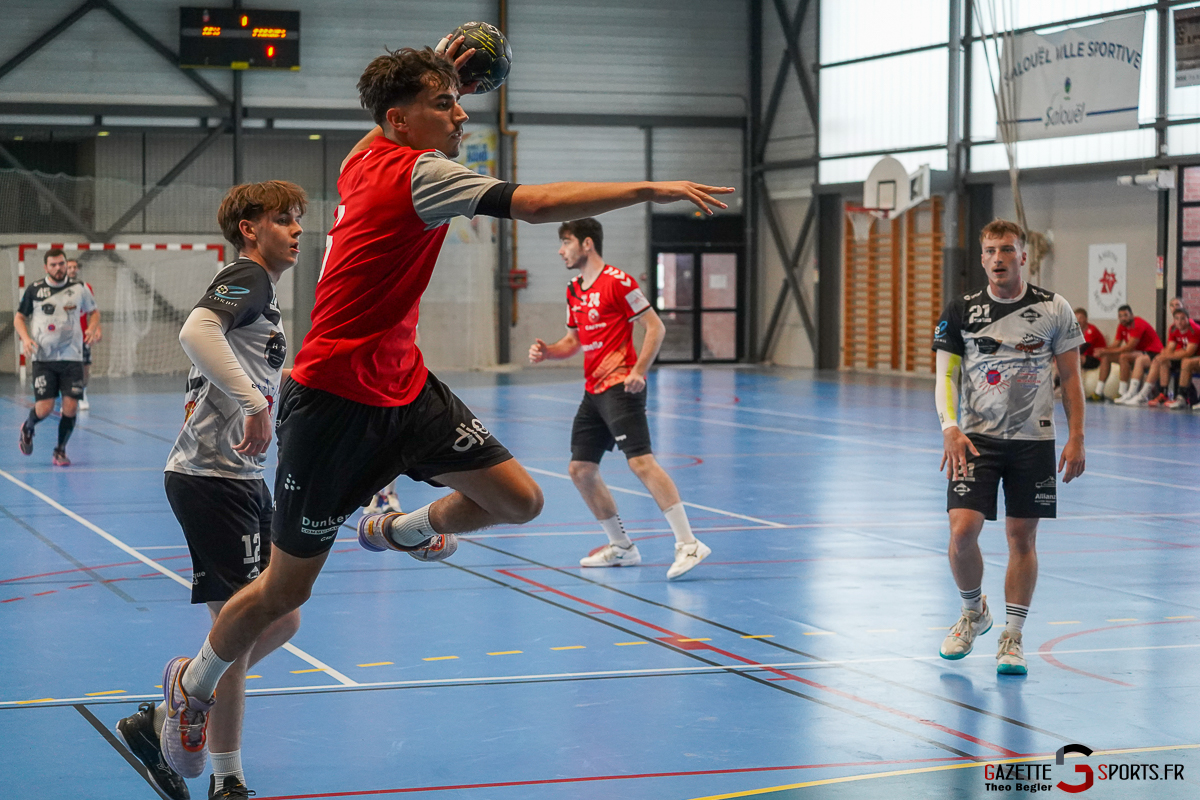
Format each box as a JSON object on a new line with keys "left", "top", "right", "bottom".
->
{"left": 31, "top": 360, "right": 84, "bottom": 401}
{"left": 570, "top": 385, "right": 653, "bottom": 463}
{"left": 947, "top": 435, "right": 1057, "bottom": 521}
{"left": 271, "top": 372, "right": 513, "bottom": 558}
{"left": 164, "top": 471, "right": 272, "bottom": 604}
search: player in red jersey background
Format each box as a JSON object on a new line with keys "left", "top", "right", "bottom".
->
{"left": 529, "top": 218, "right": 711, "bottom": 579}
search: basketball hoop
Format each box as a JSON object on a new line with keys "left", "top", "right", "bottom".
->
{"left": 845, "top": 205, "right": 890, "bottom": 243}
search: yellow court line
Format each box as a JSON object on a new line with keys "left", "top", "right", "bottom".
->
{"left": 357, "top": 662, "right": 393, "bottom": 668}
{"left": 1048, "top": 620, "right": 1081, "bottom": 625}
{"left": 1166, "top": 615, "right": 1195, "bottom": 619}
{"left": 742, "top": 635, "right": 774, "bottom": 639}
{"left": 422, "top": 656, "right": 458, "bottom": 661}
{"left": 290, "top": 668, "right": 328, "bottom": 674}
{"left": 1108, "top": 618, "right": 1138, "bottom": 622}
{"left": 551, "top": 646, "right": 586, "bottom": 650}
{"left": 615, "top": 641, "right": 648, "bottom": 646}
{"left": 803, "top": 632, "right": 835, "bottom": 636}
{"left": 686, "top": 744, "right": 1200, "bottom": 800}
{"left": 487, "top": 651, "right": 523, "bottom": 656}
{"left": 15, "top": 698, "right": 54, "bottom": 704}
{"left": 246, "top": 675, "right": 261, "bottom": 679}
{"left": 85, "top": 690, "right": 126, "bottom": 696}
{"left": 678, "top": 638, "right": 712, "bottom": 643}
{"left": 153, "top": 685, "right": 162, "bottom": 689}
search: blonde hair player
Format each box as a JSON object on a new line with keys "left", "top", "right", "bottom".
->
{"left": 931, "top": 218, "right": 1086, "bottom": 676}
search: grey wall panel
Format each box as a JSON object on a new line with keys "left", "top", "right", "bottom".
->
{"left": 760, "top": 0, "right": 816, "bottom": 164}
{"left": 508, "top": 0, "right": 747, "bottom": 116}
{"left": 651, "top": 127, "right": 744, "bottom": 214}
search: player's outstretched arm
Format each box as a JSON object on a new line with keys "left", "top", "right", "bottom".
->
{"left": 529, "top": 330, "right": 581, "bottom": 363}
{"left": 1055, "top": 348, "right": 1086, "bottom": 483}
{"left": 511, "top": 181, "right": 734, "bottom": 224}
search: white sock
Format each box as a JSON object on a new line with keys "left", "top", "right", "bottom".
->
{"left": 181, "top": 637, "right": 234, "bottom": 703}
{"left": 153, "top": 702, "right": 166, "bottom": 737}
{"left": 1118, "top": 380, "right": 1129, "bottom": 396}
{"left": 211, "top": 750, "right": 244, "bottom": 783}
{"left": 959, "top": 585, "right": 983, "bottom": 613}
{"left": 663, "top": 503, "right": 696, "bottom": 544}
{"left": 1005, "top": 602, "right": 1029, "bottom": 636}
{"left": 599, "top": 515, "right": 632, "bottom": 548}
{"left": 1126, "top": 379, "right": 1141, "bottom": 397}
{"left": 386, "top": 503, "right": 435, "bottom": 548}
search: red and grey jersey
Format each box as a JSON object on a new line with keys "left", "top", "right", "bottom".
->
{"left": 566, "top": 266, "right": 651, "bottom": 393}
{"left": 1167, "top": 319, "right": 1200, "bottom": 350}
{"left": 291, "top": 136, "right": 511, "bottom": 407}
{"left": 932, "top": 283, "right": 1083, "bottom": 441}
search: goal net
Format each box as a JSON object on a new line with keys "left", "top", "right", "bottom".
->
{"left": 13, "top": 243, "right": 226, "bottom": 380}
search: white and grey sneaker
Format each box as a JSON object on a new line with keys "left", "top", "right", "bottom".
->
{"left": 580, "top": 543, "right": 642, "bottom": 568}
{"left": 666, "top": 539, "right": 711, "bottom": 580}
{"left": 939, "top": 599, "right": 993, "bottom": 660}
{"left": 78, "top": 391, "right": 89, "bottom": 411}
{"left": 996, "top": 630, "right": 1027, "bottom": 675}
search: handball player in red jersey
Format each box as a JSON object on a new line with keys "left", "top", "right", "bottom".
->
{"left": 149, "top": 40, "right": 734, "bottom": 781}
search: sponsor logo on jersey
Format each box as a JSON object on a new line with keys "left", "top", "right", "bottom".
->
{"left": 41, "top": 303, "right": 55, "bottom": 315}
{"left": 986, "top": 369, "right": 1003, "bottom": 386}
{"left": 975, "top": 337, "right": 1002, "bottom": 354}
{"left": 63, "top": 304, "right": 76, "bottom": 312}
{"left": 1034, "top": 493, "right": 1055, "bottom": 504}
{"left": 953, "top": 483, "right": 971, "bottom": 495}
{"left": 588, "top": 308, "right": 600, "bottom": 323}
{"left": 301, "top": 513, "right": 349, "bottom": 536}
{"left": 266, "top": 330, "right": 287, "bottom": 369}
{"left": 184, "top": 400, "right": 197, "bottom": 421}
{"left": 582, "top": 341, "right": 604, "bottom": 352}
{"left": 452, "top": 418, "right": 491, "bottom": 452}
{"left": 1035, "top": 476, "right": 1055, "bottom": 488}
{"left": 1015, "top": 334, "right": 1046, "bottom": 353}
{"left": 214, "top": 284, "right": 250, "bottom": 300}
{"left": 935, "top": 321, "right": 948, "bottom": 337}
{"left": 283, "top": 473, "right": 301, "bottom": 491}
{"left": 1020, "top": 308, "right": 1042, "bottom": 322}
{"left": 625, "top": 288, "right": 650, "bottom": 315}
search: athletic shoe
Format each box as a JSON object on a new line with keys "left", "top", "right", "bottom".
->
{"left": 1167, "top": 396, "right": 1190, "bottom": 409}
{"left": 78, "top": 392, "right": 90, "bottom": 411}
{"left": 52, "top": 448, "right": 70, "bottom": 466}
{"left": 18, "top": 423, "right": 33, "bottom": 456}
{"left": 996, "top": 630, "right": 1027, "bottom": 675}
{"left": 1086, "top": 392, "right": 1106, "bottom": 403}
{"left": 666, "top": 539, "right": 712, "bottom": 580}
{"left": 160, "top": 656, "right": 213, "bottom": 779}
{"left": 209, "top": 774, "right": 253, "bottom": 799}
{"left": 357, "top": 512, "right": 457, "bottom": 561}
{"left": 115, "top": 702, "right": 191, "bottom": 800}
{"left": 364, "top": 491, "right": 403, "bottom": 514}
{"left": 579, "top": 543, "right": 642, "bottom": 568}
{"left": 1146, "top": 392, "right": 1169, "bottom": 407}
{"left": 939, "top": 600, "right": 993, "bottom": 660}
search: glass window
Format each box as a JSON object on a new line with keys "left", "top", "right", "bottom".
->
{"left": 700, "top": 253, "right": 738, "bottom": 308}
{"left": 820, "top": 0, "right": 948, "bottom": 64}
{"left": 820, "top": 49, "right": 949, "bottom": 157}
{"left": 970, "top": 129, "right": 1154, "bottom": 172}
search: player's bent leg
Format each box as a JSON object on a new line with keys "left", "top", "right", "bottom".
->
{"left": 625, "top": 454, "right": 710, "bottom": 579}
{"left": 568, "top": 460, "right": 619, "bottom": 519}
{"left": 429, "top": 459, "right": 544, "bottom": 531}
{"left": 626, "top": 453, "right": 681, "bottom": 509}
{"left": 568, "top": 460, "right": 643, "bottom": 568}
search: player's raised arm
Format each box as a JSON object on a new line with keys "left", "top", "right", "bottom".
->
{"left": 510, "top": 181, "right": 733, "bottom": 224}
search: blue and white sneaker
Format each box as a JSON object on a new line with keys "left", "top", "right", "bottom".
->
{"left": 996, "top": 630, "right": 1027, "bottom": 675}
{"left": 159, "top": 657, "right": 213, "bottom": 779}
{"left": 358, "top": 512, "right": 457, "bottom": 562}
{"left": 940, "top": 599, "right": 992, "bottom": 660}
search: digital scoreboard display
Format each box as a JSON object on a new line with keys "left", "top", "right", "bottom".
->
{"left": 179, "top": 8, "right": 300, "bottom": 70}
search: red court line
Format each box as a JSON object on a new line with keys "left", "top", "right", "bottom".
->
{"left": 1038, "top": 619, "right": 1195, "bottom": 687}
{"left": 0, "top": 554, "right": 191, "bottom": 585}
{"left": 253, "top": 755, "right": 974, "bottom": 799}
{"left": 495, "top": 569, "right": 1019, "bottom": 758}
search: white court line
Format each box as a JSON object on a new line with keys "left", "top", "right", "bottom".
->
{"left": 7, "top": 641, "right": 1197, "bottom": 708}
{"left": 692, "top": 400, "right": 931, "bottom": 434}
{"left": 0, "top": 467, "right": 358, "bottom": 687}
{"left": 1088, "top": 448, "right": 1200, "bottom": 468}
{"left": 524, "top": 466, "right": 786, "bottom": 528}
{"left": 1088, "top": 471, "right": 1200, "bottom": 493}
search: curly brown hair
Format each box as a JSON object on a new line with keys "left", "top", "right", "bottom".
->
{"left": 358, "top": 47, "right": 459, "bottom": 126}
{"left": 218, "top": 181, "right": 308, "bottom": 251}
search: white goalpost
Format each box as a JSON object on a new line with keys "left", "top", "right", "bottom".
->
{"left": 15, "top": 242, "right": 226, "bottom": 383}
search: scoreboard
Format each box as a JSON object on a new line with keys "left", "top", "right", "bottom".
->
{"left": 179, "top": 8, "right": 300, "bottom": 70}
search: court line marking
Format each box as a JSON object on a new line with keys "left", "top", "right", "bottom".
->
{"left": 74, "top": 704, "right": 168, "bottom": 797}
{"left": 524, "top": 467, "right": 786, "bottom": 528}
{"left": 7, "top": 642, "right": 1198, "bottom": 709}
{"left": 685, "top": 743, "right": 1200, "bottom": 800}
{"left": 1039, "top": 619, "right": 1197, "bottom": 687}
{"left": 1088, "top": 447, "right": 1200, "bottom": 467}
{"left": 0, "top": 466, "right": 359, "bottom": 688}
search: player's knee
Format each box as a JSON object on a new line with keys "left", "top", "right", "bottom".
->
{"left": 503, "top": 480, "right": 543, "bottom": 524}
{"left": 626, "top": 453, "right": 657, "bottom": 478}
{"left": 277, "top": 608, "right": 302, "bottom": 641}
{"left": 568, "top": 460, "right": 598, "bottom": 483}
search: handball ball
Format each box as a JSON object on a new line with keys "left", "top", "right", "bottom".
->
{"left": 449, "top": 22, "right": 512, "bottom": 93}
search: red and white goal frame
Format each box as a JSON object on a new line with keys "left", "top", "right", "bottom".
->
{"left": 15, "top": 242, "right": 226, "bottom": 382}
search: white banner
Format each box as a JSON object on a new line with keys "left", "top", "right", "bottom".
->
{"left": 1088, "top": 243, "right": 1127, "bottom": 320}
{"left": 1175, "top": 8, "right": 1200, "bottom": 87}
{"left": 999, "top": 15, "right": 1145, "bottom": 142}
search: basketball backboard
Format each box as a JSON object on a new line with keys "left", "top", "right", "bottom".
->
{"left": 863, "top": 156, "right": 932, "bottom": 218}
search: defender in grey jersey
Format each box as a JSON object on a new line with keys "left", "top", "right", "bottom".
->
{"left": 930, "top": 219, "right": 1086, "bottom": 677}
{"left": 116, "top": 182, "right": 307, "bottom": 800}
{"left": 15, "top": 248, "right": 100, "bottom": 466}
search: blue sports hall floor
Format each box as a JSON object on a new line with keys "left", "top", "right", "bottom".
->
{"left": 1, "top": 366, "right": 1197, "bottom": 799}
